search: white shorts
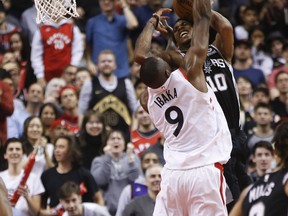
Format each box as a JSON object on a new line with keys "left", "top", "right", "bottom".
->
{"left": 153, "top": 163, "right": 228, "bottom": 216}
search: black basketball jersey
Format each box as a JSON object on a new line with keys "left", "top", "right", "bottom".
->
{"left": 242, "top": 170, "right": 288, "bottom": 216}
{"left": 88, "top": 77, "right": 132, "bottom": 140}
{"left": 203, "top": 45, "right": 240, "bottom": 129}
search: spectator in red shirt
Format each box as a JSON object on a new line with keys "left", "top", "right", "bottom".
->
{"left": 0, "top": 79, "right": 14, "bottom": 171}
{"left": 0, "top": 79, "right": 14, "bottom": 145}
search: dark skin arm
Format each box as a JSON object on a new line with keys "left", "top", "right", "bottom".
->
{"left": 229, "top": 186, "right": 249, "bottom": 216}
{"left": 134, "top": 8, "right": 183, "bottom": 70}
{"left": 140, "top": 90, "right": 149, "bottom": 113}
{"left": 140, "top": 0, "right": 212, "bottom": 113}
{"left": 211, "top": 10, "right": 234, "bottom": 64}
{"left": 134, "top": 9, "right": 169, "bottom": 65}
{"left": 183, "top": 0, "right": 211, "bottom": 92}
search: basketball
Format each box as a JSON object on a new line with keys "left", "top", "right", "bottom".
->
{"left": 173, "top": 0, "right": 194, "bottom": 23}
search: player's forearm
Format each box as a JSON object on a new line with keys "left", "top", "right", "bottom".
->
{"left": 193, "top": 0, "right": 211, "bottom": 23}
{"left": 190, "top": 0, "right": 211, "bottom": 54}
{"left": 185, "top": 0, "right": 211, "bottom": 78}
{"left": 210, "top": 10, "right": 234, "bottom": 62}
{"left": 134, "top": 17, "right": 157, "bottom": 65}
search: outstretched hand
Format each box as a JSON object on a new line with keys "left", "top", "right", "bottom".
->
{"left": 153, "top": 8, "right": 173, "bottom": 35}
{"left": 158, "top": 18, "right": 174, "bottom": 40}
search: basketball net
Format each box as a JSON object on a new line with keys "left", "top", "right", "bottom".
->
{"left": 34, "top": 0, "right": 79, "bottom": 24}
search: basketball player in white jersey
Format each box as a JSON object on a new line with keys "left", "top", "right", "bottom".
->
{"left": 135, "top": 4, "right": 251, "bottom": 210}
{"left": 137, "top": 0, "right": 232, "bottom": 215}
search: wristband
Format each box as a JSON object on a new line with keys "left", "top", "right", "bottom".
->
{"left": 151, "top": 14, "right": 160, "bottom": 29}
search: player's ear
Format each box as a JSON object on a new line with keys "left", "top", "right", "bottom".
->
{"left": 165, "top": 69, "right": 171, "bottom": 77}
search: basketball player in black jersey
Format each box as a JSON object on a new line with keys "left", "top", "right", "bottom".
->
{"left": 134, "top": 5, "right": 251, "bottom": 209}
{"left": 230, "top": 121, "right": 288, "bottom": 216}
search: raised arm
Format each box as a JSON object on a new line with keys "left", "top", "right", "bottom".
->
{"left": 211, "top": 10, "right": 234, "bottom": 64}
{"left": 184, "top": 0, "right": 211, "bottom": 92}
{"left": 134, "top": 8, "right": 173, "bottom": 65}
{"left": 119, "top": 0, "right": 138, "bottom": 29}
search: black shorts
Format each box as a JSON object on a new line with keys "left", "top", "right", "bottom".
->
{"left": 223, "top": 129, "right": 252, "bottom": 200}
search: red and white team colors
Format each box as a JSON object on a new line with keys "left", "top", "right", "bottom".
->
{"left": 147, "top": 69, "right": 232, "bottom": 216}
{"left": 147, "top": 69, "right": 232, "bottom": 170}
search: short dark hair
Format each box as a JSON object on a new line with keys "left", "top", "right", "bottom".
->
{"left": 252, "top": 87, "right": 269, "bottom": 97}
{"left": 254, "top": 102, "right": 272, "bottom": 113}
{"left": 58, "top": 181, "right": 80, "bottom": 200}
{"left": 235, "top": 39, "right": 253, "bottom": 48}
{"left": 105, "top": 129, "right": 125, "bottom": 145}
{"left": 63, "top": 64, "right": 77, "bottom": 73}
{"left": 252, "top": 141, "right": 273, "bottom": 155}
{"left": 236, "top": 76, "right": 254, "bottom": 89}
{"left": 275, "top": 71, "right": 288, "bottom": 84}
{"left": 243, "top": 5, "right": 258, "bottom": 14}
{"left": 76, "top": 67, "right": 90, "bottom": 74}
{"left": 4, "top": 138, "right": 24, "bottom": 153}
{"left": 140, "top": 57, "right": 170, "bottom": 89}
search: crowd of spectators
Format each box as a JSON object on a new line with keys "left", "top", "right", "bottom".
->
{"left": 0, "top": 0, "right": 288, "bottom": 215}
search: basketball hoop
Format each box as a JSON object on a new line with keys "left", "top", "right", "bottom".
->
{"left": 34, "top": 0, "right": 79, "bottom": 24}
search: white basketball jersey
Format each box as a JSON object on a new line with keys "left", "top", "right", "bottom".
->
{"left": 147, "top": 69, "right": 232, "bottom": 170}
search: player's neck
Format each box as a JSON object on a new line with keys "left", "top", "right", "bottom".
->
{"left": 178, "top": 38, "right": 191, "bottom": 52}
{"left": 256, "top": 168, "right": 266, "bottom": 177}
